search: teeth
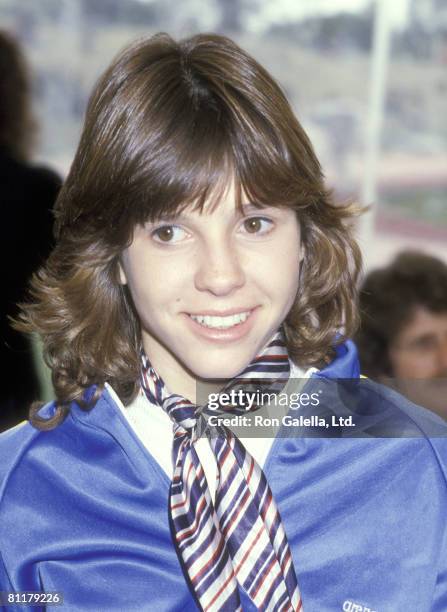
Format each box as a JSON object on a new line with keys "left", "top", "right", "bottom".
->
{"left": 190, "top": 311, "right": 251, "bottom": 329}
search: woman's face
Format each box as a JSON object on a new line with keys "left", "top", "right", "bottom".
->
{"left": 120, "top": 183, "right": 303, "bottom": 399}
{"left": 387, "top": 307, "right": 447, "bottom": 417}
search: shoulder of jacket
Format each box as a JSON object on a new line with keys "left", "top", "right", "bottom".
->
{"left": 0, "top": 417, "right": 47, "bottom": 505}
{"left": 357, "top": 378, "right": 447, "bottom": 485}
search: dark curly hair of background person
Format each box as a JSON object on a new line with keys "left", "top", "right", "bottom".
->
{"left": 355, "top": 250, "right": 447, "bottom": 379}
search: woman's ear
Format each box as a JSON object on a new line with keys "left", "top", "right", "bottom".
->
{"left": 118, "top": 262, "right": 128, "bottom": 285}
{"left": 299, "top": 244, "right": 305, "bottom": 263}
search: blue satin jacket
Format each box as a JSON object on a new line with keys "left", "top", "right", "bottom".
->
{"left": 1, "top": 341, "right": 446, "bottom": 611}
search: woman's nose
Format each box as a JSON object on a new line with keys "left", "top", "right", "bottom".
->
{"left": 194, "top": 241, "right": 245, "bottom": 297}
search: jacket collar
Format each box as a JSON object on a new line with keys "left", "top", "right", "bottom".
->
{"left": 316, "top": 339, "right": 360, "bottom": 379}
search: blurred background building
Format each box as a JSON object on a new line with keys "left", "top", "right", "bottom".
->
{"left": 1, "top": 0, "right": 446, "bottom": 269}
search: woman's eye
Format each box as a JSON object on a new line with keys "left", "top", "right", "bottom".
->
{"left": 151, "top": 225, "right": 188, "bottom": 243}
{"left": 242, "top": 217, "right": 274, "bottom": 235}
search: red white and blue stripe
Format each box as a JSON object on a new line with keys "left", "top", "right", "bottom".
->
{"left": 140, "top": 330, "right": 303, "bottom": 611}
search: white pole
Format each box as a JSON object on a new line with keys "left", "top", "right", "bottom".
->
{"left": 358, "top": 0, "right": 393, "bottom": 264}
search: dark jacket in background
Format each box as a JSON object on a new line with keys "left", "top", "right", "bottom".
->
{"left": 0, "top": 147, "right": 61, "bottom": 431}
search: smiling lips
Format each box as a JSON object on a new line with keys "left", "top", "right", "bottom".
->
{"left": 185, "top": 308, "right": 257, "bottom": 341}
{"left": 189, "top": 311, "right": 251, "bottom": 330}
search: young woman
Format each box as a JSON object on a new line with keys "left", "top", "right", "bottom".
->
{"left": 0, "top": 33, "right": 446, "bottom": 612}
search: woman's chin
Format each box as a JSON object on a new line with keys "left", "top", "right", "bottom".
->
{"left": 191, "top": 358, "right": 253, "bottom": 382}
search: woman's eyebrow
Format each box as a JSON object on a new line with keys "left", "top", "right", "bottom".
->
{"left": 147, "top": 212, "right": 189, "bottom": 224}
{"left": 239, "top": 202, "right": 270, "bottom": 213}
{"left": 147, "top": 202, "right": 271, "bottom": 224}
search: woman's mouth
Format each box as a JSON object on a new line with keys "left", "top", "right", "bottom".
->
{"left": 188, "top": 311, "right": 251, "bottom": 329}
{"left": 184, "top": 308, "right": 258, "bottom": 341}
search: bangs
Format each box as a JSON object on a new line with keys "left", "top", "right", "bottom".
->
{"left": 103, "top": 52, "right": 320, "bottom": 231}
{"left": 121, "top": 98, "right": 309, "bottom": 230}
{"left": 120, "top": 97, "right": 301, "bottom": 228}
{"left": 125, "top": 100, "right": 239, "bottom": 224}
{"left": 61, "top": 33, "right": 325, "bottom": 243}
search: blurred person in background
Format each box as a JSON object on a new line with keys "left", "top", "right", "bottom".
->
{"left": 356, "top": 250, "right": 447, "bottom": 418}
{"left": 0, "top": 31, "right": 61, "bottom": 431}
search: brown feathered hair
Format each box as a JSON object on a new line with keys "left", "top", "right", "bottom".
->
{"left": 16, "top": 33, "right": 362, "bottom": 429}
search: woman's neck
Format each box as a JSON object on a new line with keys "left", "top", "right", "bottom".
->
{"left": 142, "top": 334, "right": 198, "bottom": 402}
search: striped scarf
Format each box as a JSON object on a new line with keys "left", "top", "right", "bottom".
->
{"left": 140, "top": 330, "right": 302, "bottom": 611}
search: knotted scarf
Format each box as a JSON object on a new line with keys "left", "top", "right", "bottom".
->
{"left": 140, "top": 330, "right": 302, "bottom": 611}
